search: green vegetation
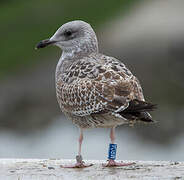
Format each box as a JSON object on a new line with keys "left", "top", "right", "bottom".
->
{"left": 0, "top": 0, "right": 139, "bottom": 78}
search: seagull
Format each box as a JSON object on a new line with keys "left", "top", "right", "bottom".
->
{"left": 36, "top": 20, "right": 156, "bottom": 168}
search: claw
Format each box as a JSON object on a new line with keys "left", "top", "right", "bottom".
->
{"left": 102, "top": 159, "right": 135, "bottom": 167}
{"left": 60, "top": 162, "right": 93, "bottom": 168}
{"left": 60, "top": 155, "right": 93, "bottom": 168}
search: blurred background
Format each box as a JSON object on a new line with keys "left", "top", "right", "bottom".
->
{"left": 0, "top": 0, "right": 184, "bottom": 161}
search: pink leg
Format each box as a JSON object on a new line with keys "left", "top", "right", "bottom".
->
{"left": 61, "top": 129, "right": 93, "bottom": 168}
{"left": 103, "top": 127, "right": 135, "bottom": 167}
{"left": 110, "top": 126, "right": 115, "bottom": 144}
{"left": 78, "top": 129, "right": 83, "bottom": 156}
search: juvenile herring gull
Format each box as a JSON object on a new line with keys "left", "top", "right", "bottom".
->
{"left": 36, "top": 20, "right": 156, "bottom": 168}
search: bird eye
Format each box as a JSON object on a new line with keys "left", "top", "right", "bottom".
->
{"left": 64, "top": 30, "right": 72, "bottom": 37}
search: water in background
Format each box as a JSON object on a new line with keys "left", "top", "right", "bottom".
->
{"left": 1, "top": 115, "right": 183, "bottom": 161}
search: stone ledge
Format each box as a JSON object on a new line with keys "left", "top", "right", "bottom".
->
{"left": 0, "top": 159, "right": 184, "bottom": 180}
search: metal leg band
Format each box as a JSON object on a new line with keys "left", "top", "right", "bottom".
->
{"left": 76, "top": 155, "right": 83, "bottom": 163}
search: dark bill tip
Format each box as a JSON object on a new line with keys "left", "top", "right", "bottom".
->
{"left": 35, "top": 39, "right": 56, "bottom": 50}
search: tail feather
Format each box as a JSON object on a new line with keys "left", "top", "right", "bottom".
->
{"left": 120, "top": 99, "right": 157, "bottom": 122}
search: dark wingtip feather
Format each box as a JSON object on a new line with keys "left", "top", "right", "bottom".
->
{"left": 124, "top": 100, "right": 157, "bottom": 113}
{"left": 120, "top": 99, "right": 157, "bottom": 123}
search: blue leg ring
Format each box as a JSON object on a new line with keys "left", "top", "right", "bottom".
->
{"left": 108, "top": 143, "right": 117, "bottom": 160}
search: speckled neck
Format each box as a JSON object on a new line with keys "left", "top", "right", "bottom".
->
{"left": 61, "top": 30, "right": 99, "bottom": 60}
{"left": 55, "top": 26, "right": 99, "bottom": 81}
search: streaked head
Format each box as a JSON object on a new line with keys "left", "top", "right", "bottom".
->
{"left": 36, "top": 20, "right": 98, "bottom": 57}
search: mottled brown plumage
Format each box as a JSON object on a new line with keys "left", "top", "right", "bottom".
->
{"left": 36, "top": 20, "right": 156, "bottom": 168}
{"left": 55, "top": 52, "right": 153, "bottom": 128}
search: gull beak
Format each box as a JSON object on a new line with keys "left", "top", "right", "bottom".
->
{"left": 35, "top": 39, "right": 57, "bottom": 49}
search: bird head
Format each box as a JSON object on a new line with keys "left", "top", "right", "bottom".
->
{"left": 36, "top": 20, "right": 98, "bottom": 56}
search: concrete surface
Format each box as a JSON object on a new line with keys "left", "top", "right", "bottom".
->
{"left": 0, "top": 159, "right": 184, "bottom": 180}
